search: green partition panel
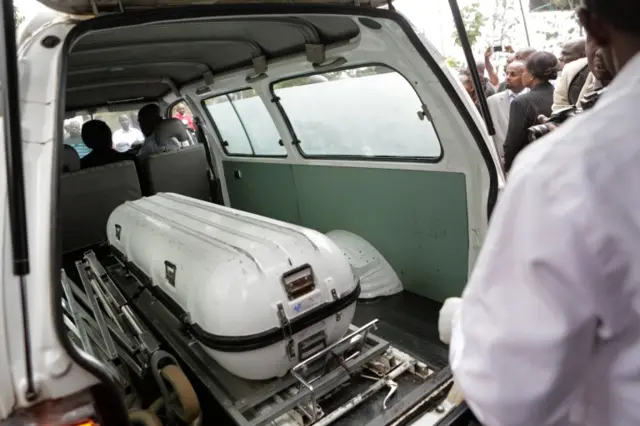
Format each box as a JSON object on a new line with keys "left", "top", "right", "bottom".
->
{"left": 223, "top": 161, "right": 300, "bottom": 224}
{"left": 292, "top": 165, "right": 468, "bottom": 301}
{"left": 223, "top": 161, "right": 469, "bottom": 302}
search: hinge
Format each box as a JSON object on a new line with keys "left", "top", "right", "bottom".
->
{"left": 331, "top": 289, "right": 342, "bottom": 322}
{"left": 246, "top": 56, "right": 268, "bottom": 84}
{"left": 277, "top": 303, "right": 295, "bottom": 360}
{"left": 417, "top": 104, "right": 433, "bottom": 122}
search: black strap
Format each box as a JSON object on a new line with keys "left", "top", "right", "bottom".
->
{"left": 193, "top": 116, "right": 222, "bottom": 204}
{"left": 568, "top": 64, "right": 590, "bottom": 106}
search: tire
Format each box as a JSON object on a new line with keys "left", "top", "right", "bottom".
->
{"left": 161, "top": 364, "right": 201, "bottom": 424}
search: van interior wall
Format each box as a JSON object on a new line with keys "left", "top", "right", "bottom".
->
{"left": 223, "top": 161, "right": 469, "bottom": 303}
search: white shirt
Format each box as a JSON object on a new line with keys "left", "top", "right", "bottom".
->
{"left": 112, "top": 127, "right": 144, "bottom": 152}
{"left": 508, "top": 87, "right": 528, "bottom": 102}
{"left": 450, "top": 52, "right": 640, "bottom": 426}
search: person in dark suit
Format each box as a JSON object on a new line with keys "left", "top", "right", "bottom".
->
{"left": 503, "top": 51, "right": 559, "bottom": 172}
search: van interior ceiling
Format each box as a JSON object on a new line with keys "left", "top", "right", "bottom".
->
{"left": 57, "top": 8, "right": 482, "bottom": 424}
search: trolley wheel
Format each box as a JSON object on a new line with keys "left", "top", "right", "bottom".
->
{"left": 128, "top": 409, "right": 163, "bottom": 426}
{"left": 161, "top": 364, "right": 201, "bottom": 424}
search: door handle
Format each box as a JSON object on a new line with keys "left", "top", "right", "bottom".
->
{"left": 233, "top": 170, "right": 242, "bottom": 179}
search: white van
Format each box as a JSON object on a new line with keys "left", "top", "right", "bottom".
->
{"left": 0, "top": 0, "right": 503, "bottom": 424}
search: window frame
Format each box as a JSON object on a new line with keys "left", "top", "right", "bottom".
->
{"left": 201, "top": 87, "right": 288, "bottom": 158}
{"left": 269, "top": 63, "right": 444, "bottom": 163}
{"left": 166, "top": 98, "right": 185, "bottom": 119}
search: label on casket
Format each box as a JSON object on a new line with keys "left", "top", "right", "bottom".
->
{"left": 289, "top": 289, "right": 323, "bottom": 316}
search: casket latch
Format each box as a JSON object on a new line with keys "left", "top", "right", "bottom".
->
{"left": 331, "top": 289, "right": 342, "bottom": 322}
{"left": 277, "top": 303, "right": 296, "bottom": 360}
{"left": 164, "top": 261, "right": 177, "bottom": 287}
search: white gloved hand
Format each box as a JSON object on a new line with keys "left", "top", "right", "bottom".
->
{"left": 446, "top": 380, "right": 465, "bottom": 405}
{"left": 438, "top": 297, "right": 462, "bottom": 345}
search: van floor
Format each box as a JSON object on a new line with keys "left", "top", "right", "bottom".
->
{"left": 353, "top": 291, "right": 449, "bottom": 370}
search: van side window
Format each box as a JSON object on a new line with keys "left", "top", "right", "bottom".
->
{"left": 203, "top": 89, "right": 286, "bottom": 157}
{"left": 273, "top": 66, "right": 442, "bottom": 160}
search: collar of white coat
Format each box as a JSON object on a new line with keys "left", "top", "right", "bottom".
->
{"left": 602, "top": 51, "right": 640, "bottom": 98}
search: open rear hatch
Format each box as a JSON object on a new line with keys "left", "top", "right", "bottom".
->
{"left": 36, "top": 0, "right": 393, "bottom": 15}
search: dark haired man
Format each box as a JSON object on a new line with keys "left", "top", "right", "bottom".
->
{"left": 136, "top": 103, "right": 180, "bottom": 160}
{"left": 80, "top": 120, "right": 136, "bottom": 169}
{"left": 438, "top": 1, "right": 640, "bottom": 424}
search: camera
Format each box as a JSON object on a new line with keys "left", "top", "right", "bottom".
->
{"left": 527, "top": 87, "right": 607, "bottom": 142}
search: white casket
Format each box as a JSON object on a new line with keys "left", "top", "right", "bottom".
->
{"left": 106, "top": 193, "right": 359, "bottom": 380}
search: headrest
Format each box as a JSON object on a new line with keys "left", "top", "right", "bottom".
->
{"left": 155, "top": 118, "right": 189, "bottom": 148}
{"left": 62, "top": 145, "right": 81, "bottom": 173}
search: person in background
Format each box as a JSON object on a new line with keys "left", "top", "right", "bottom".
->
{"left": 514, "top": 46, "right": 537, "bottom": 62}
{"left": 558, "top": 38, "right": 587, "bottom": 70}
{"left": 496, "top": 47, "right": 537, "bottom": 93}
{"left": 486, "top": 60, "right": 527, "bottom": 164}
{"left": 577, "top": 34, "right": 615, "bottom": 102}
{"left": 473, "top": 61, "right": 497, "bottom": 98}
{"left": 552, "top": 55, "right": 589, "bottom": 111}
{"left": 485, "top": 44, "right": 515, "bottom": 90}
{"left": 496, "top": 53, "right": 516, "bottom": 93}
{"left": 553, "top": 39, "right": 590, "bottom": 111}
{"left": 460, "top": 65, "right": 495, "bottom": 108}
{"left": 112, "top": 114, "right": 144, "bottom": 153}
{"left": 63, "top": 119, "right": 91, "bottom": 158}
{"left": 439, "top": 0, "right": 640, "bottom": 424}
{"left": 553, "top": 36, "right": 614, "bottom": 113}
{"left": 80, "top": 120, "right": 136, "bottom": 169}
{"left": 502, "top": 51, "right": 558, "bottom": 172}
{"left": 173, "top": 103, "right": 195, "bottom": 131}
{"left": 137, "top": 103, "right": 180, "bottom": 160}
{"left": 459, "top": 72, "right": 481, "bottom": 113}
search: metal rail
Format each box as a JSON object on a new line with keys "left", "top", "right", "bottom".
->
{"left": 290, "top": 320, "right": 379, "bottom": 422}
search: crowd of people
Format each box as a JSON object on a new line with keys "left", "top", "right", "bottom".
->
{"left": 62, "top": 103, "right": 194, "bottom": 170}
{"left": 62, "top": 103, "right": 187, "bottom": 171}
{"left": 441, "top": 0, "right": 640, "bottom": 424}
{"left": 459, "top": 33, "right": 614, "bottom": 174}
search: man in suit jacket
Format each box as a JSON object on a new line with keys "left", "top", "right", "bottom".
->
{"left": 486, "top": 60, "right": 527, "bottom": 162}
{"left": 552, "top": 56, "right": 590, "bottom": 112}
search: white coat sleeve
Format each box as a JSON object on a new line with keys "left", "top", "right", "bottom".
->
{"left": 449, "top": 164, "right": 602, "bottom": 426}
{"left": 552, "top": 70, "right": 571, "bottom": 113}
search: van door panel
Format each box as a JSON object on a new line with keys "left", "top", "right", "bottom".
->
{"left": 223, "top": 160, "right": 469, "bottom": 302}
{"left": 223, "top": 161, "right": 300, "bottom": 224}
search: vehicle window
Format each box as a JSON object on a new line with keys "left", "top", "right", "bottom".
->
{"left": 63, "top": 110, "right": 145, "bottom": 157}
{"left": 63, "top": 116, "right": 92, "bottom": 158}
{"left": 273, "top": 66, "right": 442, "bottom": 159}
{"left": 170, "top": 101, "right": 196, "bottom": 131}
{"left": 203, "top": 89, "right": 286, "bottom": 156}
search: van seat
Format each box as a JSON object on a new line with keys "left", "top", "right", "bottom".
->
{"left": 61, "top": 161, "right": 142, "bottom": 253}
{"left": 141, "top": 144, "right": 210, "bottom": 201}
{"left": 63, "top": 145, "right": 81, "bottom": 173}
{"left": 156, "top": 117, "right": 191, "bottom": 148}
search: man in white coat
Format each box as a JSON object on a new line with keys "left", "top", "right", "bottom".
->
{"left": 486, "top": 60, "right": 526, "bottom": 163}
{"left": 438, "top": 0, "right": 640, "bottom": 425}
